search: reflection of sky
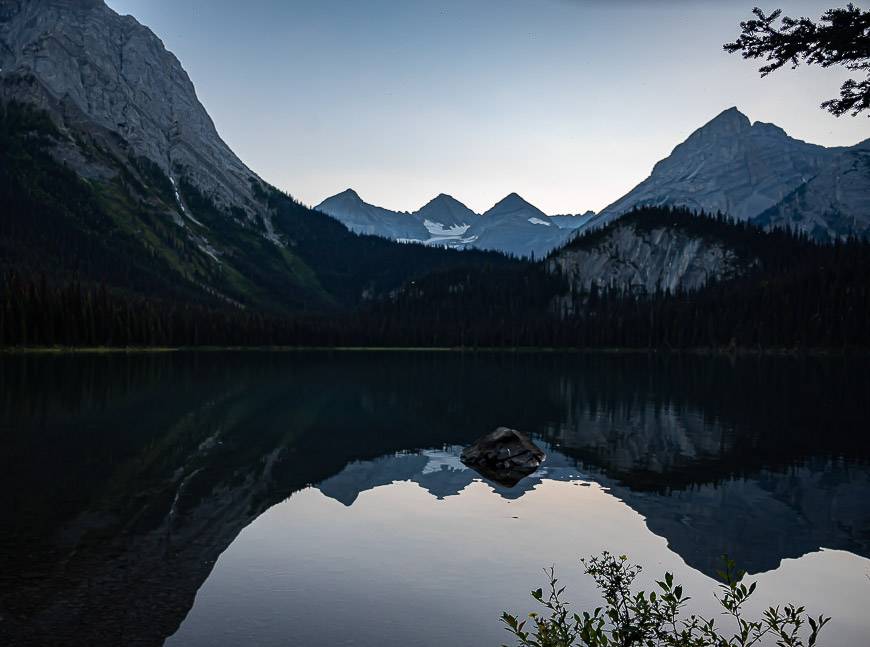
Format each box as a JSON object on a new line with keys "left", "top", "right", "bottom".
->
{"left": 169, "top": 478, "right": 870, "bottom": 647}
{"left": 106, "top": 0, "right": 868, "bottom": 215}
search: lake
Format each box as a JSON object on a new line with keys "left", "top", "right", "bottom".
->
{"left": 1, "top": 351, "right": 869, "bottom": 646}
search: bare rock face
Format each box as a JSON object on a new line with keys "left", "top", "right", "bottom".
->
{"left": 548, "top": 223, "right": 743, "bottom": 299}
{"left": 755, "top": 140, "right": 870, "bottom": 241}
{"left": 589, "top": 108, "right": 834, "bottom": 229}
{"left": 460, "top": 428, "right": 546, "bottom": 487}
{"left": 0, "top": 0, "right": 276, "bottom": 238}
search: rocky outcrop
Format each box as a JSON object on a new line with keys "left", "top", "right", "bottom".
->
{"left": 548, "top": 220, "right": 744, "bottom": 300}
{"left": 460, "top": 427, "right": 546, "bottom": 487}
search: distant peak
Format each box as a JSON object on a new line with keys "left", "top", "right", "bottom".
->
{"left": 485, "top": 192, "right": 546, "bottom": 218}
{"left": 701, "top": 107, "right": 751, "bottom": 133}
{"left": 414, "top": 193, "right": 477, "bottom": 220}
{"left": 493, "top": 192, "right": 528, "bottom": 208}
{"left": 316, "top": 188, "right": 365, "bottom": 210}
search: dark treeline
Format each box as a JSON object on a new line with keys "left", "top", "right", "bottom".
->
{"left": 355, "top": 208, "right": 870, "bottom": 349}
{"left": 2, "top": 218, "right": 869, "bottom": 349}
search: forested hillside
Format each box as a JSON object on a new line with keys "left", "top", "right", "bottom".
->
{"left": 0, "top": 102, "right": 515, "bottom": 314}
{"left": 4, "top": 207, "right": 868, "bottom": 350}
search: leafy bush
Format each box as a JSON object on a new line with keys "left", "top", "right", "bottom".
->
{"left": 502, "top": 552, "right": 829, "bottom": 647}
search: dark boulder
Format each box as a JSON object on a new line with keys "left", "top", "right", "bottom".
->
{"left": 460, "top": 427, "right": 546, "bottom": 487}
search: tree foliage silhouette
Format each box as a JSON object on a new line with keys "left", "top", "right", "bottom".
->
{"left": 725, "top": 4, "right": 870, "bottom": 116}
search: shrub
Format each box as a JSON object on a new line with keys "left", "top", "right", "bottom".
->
{"left": 502, "top": 552, "right": 829, "bottom": 647}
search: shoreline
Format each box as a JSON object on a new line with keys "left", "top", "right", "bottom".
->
{"left": 1, "top": 346, "right": 867, "bottom": 357}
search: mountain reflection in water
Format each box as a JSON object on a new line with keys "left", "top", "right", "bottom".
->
{"left": 0, "top": 351, "right": 868, "bottom": 646}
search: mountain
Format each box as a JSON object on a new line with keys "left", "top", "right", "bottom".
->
{"left": 319, "top": 106, "right": 869, "bottom": 257}
{"left": 316, "top": 190, "right": 578, "bottom": 258}
{"left": 0, "top": 0, "right": 506, "bottom": 314}
{"left": 314, "top": 189, "right": 428, "bottom": 240}
{"left": 415, "top": 193, "right": 478, "bottom": 229}
{"left": 0, "top": 0, "right": 281, "bottom": 246}
{"left": 473, "top": 193, "right": 573, "bottom": 258}
{"left": 585, "top": 107, "right": 854, "bottom": 237}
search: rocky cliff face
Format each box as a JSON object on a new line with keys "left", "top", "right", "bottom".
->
{"left": 755, "top": 140, "right": 870, "bottom": 240}
{"left": 588, "top": 108, "right": 839, "bottom": 232}
{"left": 0, "top": 0, "right": 273, "bottom": 235}
{"left": 548, "top": 221, "right": 744, "bottom": 299}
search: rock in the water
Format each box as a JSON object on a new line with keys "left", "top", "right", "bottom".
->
{"left": 460, "top": 428, "right": 546, "bottom": 487}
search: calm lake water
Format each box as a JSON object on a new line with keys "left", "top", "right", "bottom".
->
{"left": 1, "top": 351, "right": 869, "bottom": 646}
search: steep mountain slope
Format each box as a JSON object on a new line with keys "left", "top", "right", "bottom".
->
{"left": 588, "top": 108, "right": 836, "bottom": 230}
{"left": 754, "top": 139, "right": 870, "bottom": 240}
{"left": 0, "top": 0, "right": 506, "bottom": 314}
{"left": 0, "top": 0, "right": 269, "bottom": 233}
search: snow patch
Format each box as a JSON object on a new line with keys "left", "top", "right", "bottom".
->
{"left": 528, "top": 217, "right": 552, "bottom": 226}
{"left": 170, "top": 176, "right": 205, "bottom": 227}
{"left": 420, "top": 448, "right": 465, "bottom": 474}
{"left": 423, "top": 219, "right": 471, "bottom": 237}
{"left": 197, "top": 241, "right": 221, "bottom": 264}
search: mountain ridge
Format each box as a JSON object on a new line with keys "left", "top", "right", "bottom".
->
{"left": 584, "top": 106, "right": 867, "bottom": 240}
{"left": 316, "top": 190, "right": 587, "bottom": 257}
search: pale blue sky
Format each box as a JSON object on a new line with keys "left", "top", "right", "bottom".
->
{"left": 108, "top": 0, "right": 868, "bottom": 214}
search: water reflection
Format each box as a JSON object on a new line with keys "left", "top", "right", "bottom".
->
{"left": 0, "top": 351, "right": 868, "bottom": 646}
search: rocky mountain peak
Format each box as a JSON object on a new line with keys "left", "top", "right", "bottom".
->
{"left": 487, "top": 192, "right": 536, "bottom": 215}
{"left": 337, "top": 188, "right": 362, "bottom": 201}
{"left": 702, "top": 106, "right": 751, "bottom": 132}
{"left": 422, "top": 193, "right": 464, "bottom": 208}
{"left": 413, "top": 193, "right": 477, "bottom": 229}
{"left": 674, "top": 107, "right": 751, "bottom": 151}
{"left": 589, "top": 107, "right": 834, "bottom": 227}
{"left": 416, "top": 192, "right": 474, "bottom": 212}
